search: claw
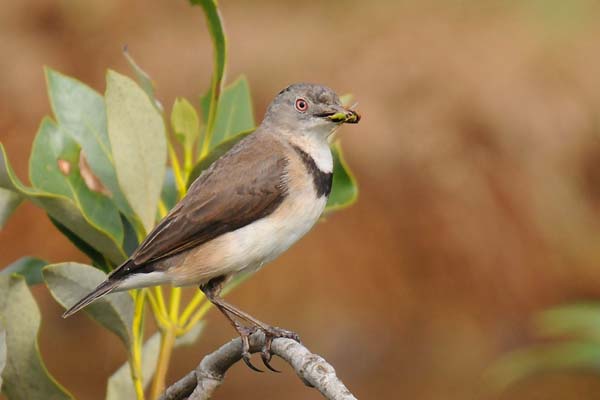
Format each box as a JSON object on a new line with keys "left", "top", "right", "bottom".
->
{"left": 240, "top": 328, "right": 263, "bottom": 373}
{"left": 205, "top": 287, "right": 302, "bottom": 374}
{"left": 261, "top": 335, "right": 280, "bottom": 372}
{"left": 242, "top": 351, "right": 263, "bottom": 372}
{"left": 261, "top": 353, "right": 280, "bottom": 372}
{"left": 229, "top": 316, "right": 300, "bottom": 373}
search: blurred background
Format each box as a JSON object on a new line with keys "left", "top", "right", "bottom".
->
{"left": 3, "top": 0, "right": 600, "bottom": 399}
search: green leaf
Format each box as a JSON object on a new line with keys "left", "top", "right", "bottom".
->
{"left": 486, "top": 303, "right": 600, "bottom": 391}
{"left": 29, "top": 117, "right": 124, "bottom": 249}
{"left": 187, "top": 129, "right": 253, "bottom": 186}
{"left": 200, "top": 76, "right": 254, "bottom": 150}
{"left": 0, "top": 275, "right": 73, "bottom": 400}
{"left": 161, "top": 168, "right": 178, "bottom": 211}
{"left": 171, "top": 97, "right": 201, "bottom": 151}
{"left": 0, "top": 144, "right": 126, "bottom": 264}
{"left": 105, "top": 323, "right": 204, "bottom": 400}
{"left": 49, "top": 217, "right": 112, "bottom": 271}
{"left": 325, "top": 142, "right": 358, "bottom": 213}
{"left": 43, "top": 263, "right": 133, "bottom": 347}
{"left": 105, "top": 70, "right": 167, "bottom": 235}
{"left": 1, "top": 257, "right": 47, "bottom": 285}
{"left": 105, "top": 332, "right": 161, "bottom": 400}
{"left": 486, "top": 340, "right": 600, "bottom": 391}
{"left": 122, "top": 46, "right": 160, "bottom": 110}
{"left": 534, "top": 303, "right": 600, "bottom": 342}
{"left": 0, "top": 329, "right": 6, "bottom": 392}
{"left": 120, "top": 213, "right": 140, "bottom": 258}
{"left": 45, "top": 68, "right": 142, "bottom": 233}
{"left": 0, "top": 188, "right": 22, "bottom": 229}
{"left": 190, "top": 0, "right": 226, "bottom": 150}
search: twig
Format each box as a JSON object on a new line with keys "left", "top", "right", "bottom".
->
{"left": 159, "top": 331, "right": 358, "bottom": 400}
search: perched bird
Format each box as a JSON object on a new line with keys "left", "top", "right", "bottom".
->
{"left": 63, "top": 83, "right": 360, "bottom": 371}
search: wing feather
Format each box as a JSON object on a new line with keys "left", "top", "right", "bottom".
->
{"left": 130, "top": 133, "right": 288, "bottom": 266}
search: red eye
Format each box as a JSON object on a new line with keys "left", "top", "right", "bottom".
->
{"left": 295, "top": 98, "right": 308, "bottom": 112}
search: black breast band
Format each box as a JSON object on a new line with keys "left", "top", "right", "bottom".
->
{"left": 292, "top": 145, "right": 333, "bottom": 198}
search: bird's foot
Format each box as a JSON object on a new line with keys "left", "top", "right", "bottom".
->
{"left": 236, "top": 325, "right": 263, "bottom": 372}
{"left": 257, "top": 325, "right": 301, "bottom": 373}
{"left": 235, "top": 323, "right": 300, "bottom": 373}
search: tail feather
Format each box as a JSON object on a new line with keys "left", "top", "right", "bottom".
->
{"left": 62, "top": 279, "right": 120, "bottom": 318}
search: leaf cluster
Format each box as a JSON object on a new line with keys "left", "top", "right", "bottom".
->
{"left": 487, "top": 303, "right": 600, "bottom": 392}
{"left": 0, "top": 1, "right": 358, "bottom": 398}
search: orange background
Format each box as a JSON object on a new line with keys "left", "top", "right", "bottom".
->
{"left": 3, "top": 1, "right": 600, "bottom": 399}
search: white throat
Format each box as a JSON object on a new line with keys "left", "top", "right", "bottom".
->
{"left": 286, "top": 131, "right": 333, "bottom": 173}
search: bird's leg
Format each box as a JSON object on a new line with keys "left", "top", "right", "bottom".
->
{"left": 217, "top": 307, "right": 262, "bottom": 372}
{"left": 200, "top": 277, "right": 300, "bottom": 372}
{"left": 212, "top": 299, "right": 300, "bottom": 372}
{"left": 200, "top": 278, "right": 262, "bottom": 371}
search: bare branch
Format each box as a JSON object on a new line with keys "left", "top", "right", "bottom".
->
{"left": 159, "top": 331, "right": 358, "bottom": 400}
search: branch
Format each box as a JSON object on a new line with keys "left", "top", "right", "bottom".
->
{"left": 159, "top": 331, "right": 358, "bottom": 400}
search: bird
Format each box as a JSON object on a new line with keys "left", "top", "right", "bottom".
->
{"left": 63, "top": 83, "right": 360, "bottom": 371}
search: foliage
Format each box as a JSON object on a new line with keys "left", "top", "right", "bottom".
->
{"left": 0, "top": 257, "right": 46, "bottom": 285}
{"left": 0, "top": 1, "right": 358, "bottom": 399}
{"left": 487, "top": 303, "right": 600, "bottom": 391}
{"left": 0, "top": 275, "right": 73, "bottom": 399}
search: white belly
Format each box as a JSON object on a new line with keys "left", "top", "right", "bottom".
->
{"left": 160, "top": 179, "right": 328, "bottom": 288}
{"left": 120, "top": 190, "right": 325, "bottom": 290}
{"left": 163, "top": 135, "right": 333, "bottom": 287}
{"left": 223, "top": 189, "right": 327, "bottom": 275}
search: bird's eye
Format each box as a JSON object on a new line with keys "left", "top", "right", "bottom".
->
{"left": 295, "top": 98, "right": 308, "bottom": 112}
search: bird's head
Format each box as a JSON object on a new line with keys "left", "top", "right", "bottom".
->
{"left": 263, "top": 83, "right": 360, "bottom": 137}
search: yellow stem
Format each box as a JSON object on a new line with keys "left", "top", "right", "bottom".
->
{"left": 157, "top": 200, "right": 168, "bottom": 219}
{"left": 147, "top": 291, "right": 170, "bottom": 330}
{"left": 183, "top": 145, "right": 194, "bottom": 180}
{"left": 131, "top": 289, "right": 146, "bottom": 400}
{"left": 153, "top": 287, "right": 168, "bottom": 317}
{"left": 199, "top": 132, "right": 211, "bottom": 159}
{"left": 147, "top": 287, "right": 182, "bottom": 399}
{"left": 200, "top": 89, "right": 219, "bottom": 159}
{"left": 178, "top": 290, "right": 206, "bottom": 327}
{"left": 167, "top": 142, "right": 186, "bottom": 198}
{"left": 169, "top": 287, "right": 182, "bottom": 320}
{"left": 149, "top": 327, "right": 176, "bottom": 400}
{"left": 180, "top": 301, "right": 212, "bottom": 335}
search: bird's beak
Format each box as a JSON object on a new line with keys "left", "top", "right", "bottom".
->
{"left": 318, "top": 106, "right": 361, "bottom": 124}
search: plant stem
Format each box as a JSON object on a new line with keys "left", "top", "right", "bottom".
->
{"left": 196, "top": 0, "right": 226, "bottom": 159}
{"left": 130, "top": 353, "right": 145, "bottom": 400}
{"left": 131, "top": 289, "right": 147, "bottom": 400}
{"left": 180, "top": 301, "right": 212, "bottom": 335}
{"left": 147, "top": 291, "right": 171, "bottom": 330}
{"left": 167, "top": 141, "right": 187, "bottom": 198}
{"left": 149, "top": 287, "right": 182, "bottom": 399}
{"left": 150, "top": 326, "right": 176, "bottom": 400}
{"left": 178, "top": 290, "right": 206, "bottom": 327}
{"left": 154, "top": 287, "right": 168, "bottom": 316}
{"left": 183, "top": 145, "right": 194, "bottom": 180}
{"left": 198, "top": 86, "right": 218, "bottom": 159}
{"left": 169, "top": 287, "right": 181, "bottom": 319}
{"left": 158, "top": 200, "right": 168, "bottom": 219}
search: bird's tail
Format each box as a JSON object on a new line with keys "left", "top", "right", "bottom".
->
{"left": 62, "top": 278, "right": 120, "bottom": 318}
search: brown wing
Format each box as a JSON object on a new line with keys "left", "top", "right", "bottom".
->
{"left": 130, "top": 132, "right": 289, "bottom": 266}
